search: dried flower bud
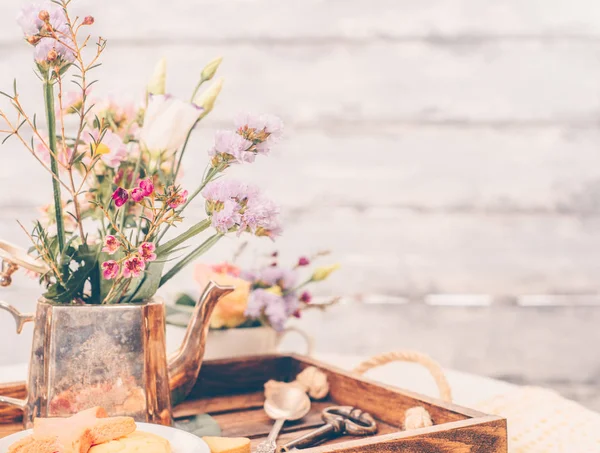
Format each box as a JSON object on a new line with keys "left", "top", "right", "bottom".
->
{"left": 38, "top": 10, "right": 50, "bottom": 22}
{"left": 147, "top": 57, "right": 167, "bottom": 95}
{"left": 82, "top": 16, "right": 95, "bottom": 25}
{"left": 46, "top": 49, "right": 58, "bottom": 61}
{"left": 200, "top": 56, "right": 223, "bottom": 82}
{"left": 42, "top": 22, "right": 53, "bottom": 33}
{"left": 26, "top": 35, "right": 41, "bottom": 45}
{"left": 311, "top": 264, "right": 340, "bottom": 282}
{"left": 193, "top": 78, "right": 223, "bottom": 114}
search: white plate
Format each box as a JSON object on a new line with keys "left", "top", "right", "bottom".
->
{"left": 0, "top": 422, "right": 209, "bottom": 453}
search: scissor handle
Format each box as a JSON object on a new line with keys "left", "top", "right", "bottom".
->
{"left": 322, "top": 406, "right": 378, "bottom": 435}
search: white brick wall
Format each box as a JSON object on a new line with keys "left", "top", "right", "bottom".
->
{"left": 0, "top": 0, "right": 599, "bottom": 406}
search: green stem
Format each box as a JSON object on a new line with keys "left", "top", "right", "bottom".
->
{"left": 156, "top": 165, "right": 219, "bottom": 244}
{"left": 43, "top": 80, "right": 65, "bottom": 254}
{"left": 190, "top": 77, "right": 206, "bottom": 103}
{"left": 159, "top": 233, "right": 222, "bottom": 288}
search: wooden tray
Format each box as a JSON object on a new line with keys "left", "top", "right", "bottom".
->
{"left": 0, "top": 354, "right": 507, "bottom": 452}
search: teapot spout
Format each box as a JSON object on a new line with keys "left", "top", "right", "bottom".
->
{"left": 168, "top": 281, "right": 234, "bottom": 405}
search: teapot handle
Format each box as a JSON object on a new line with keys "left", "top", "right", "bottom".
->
{"left": 0, "top": 301, "right": 34, "bottom": 334}
{"left": 0, "top": 302, "right": 30, "bottom": 411}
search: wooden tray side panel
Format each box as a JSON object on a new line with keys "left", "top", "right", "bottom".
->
{"left": 290, "top": 355, "right": 480, "bottom": 426}
{"left": 308, "top": 416, "right": 508, "bottom": 453}
{"left": 187, "top": 354, "right": 293, "bottom": 400}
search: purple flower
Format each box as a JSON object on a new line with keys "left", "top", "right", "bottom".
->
{"left": 264, "top": 298, "right": 287, "bottom": 332}
{"left": 112, "top": 187, "right": 129, "bottom": 207}
{"left": 202, "top": 180, "right": 281, "bottom": 238}
{"left": 209, "top": 130, "right": 253, "bottom": 164}
{"left": 241, "top": 194, "right": 281, "bottom": 238}
{"left": 17, "top": 1, "right": 67, "bottom": 36}
{"left": 235, "top": 113, "right": 284, "bottom": 140}
{"left": 34, "top": 36, "right": 75, "bottom": 64}
{"left": 18, "top": 2, "right": 76, "bottom": 64}
{"left": 202, "top": 179, "right": 251, "bottom": 203}
{"left": 211, "top": 199, "right": 241, "bottom": 233}
{"left": 257, "top": 267, "right": 298, "bottom": 290}
{"left": 244, "top": 288, "right": 291, "bottom": 331}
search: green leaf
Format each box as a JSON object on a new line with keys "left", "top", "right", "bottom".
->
{"left": 156, "top": 219, "right": 211, "bottom": 257}
{"left": 125, "top": 260, "right": 166, "bottom": 303}
{"left": 159, "top": 233, "right": 222, "bottom": 288}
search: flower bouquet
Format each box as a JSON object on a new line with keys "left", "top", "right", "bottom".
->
{"left": 0, "top": 0, "right": 289, "bottom": 422}
{"left": 2, "top": 0, "right": 282, "bottom": 305}
{"left": 167, "top": 250, "right": 340, "bottom": 358}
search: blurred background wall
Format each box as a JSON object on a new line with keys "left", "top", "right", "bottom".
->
{"left": 0, "top": 1, "right": 599, "bottom": 409}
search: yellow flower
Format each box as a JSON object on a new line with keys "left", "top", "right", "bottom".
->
{"left": 311, "top": 263, "right": 340, "bottom": 282}
{"left": 194, "top": 264, "right": 250, "bottom": 329}
{"left": 265, "top": 285, "right": 283, "bottom": 297}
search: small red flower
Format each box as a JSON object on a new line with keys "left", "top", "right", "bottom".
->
{"left": 82, "top": 16, "right": 95, "bottom": 25}
{"left": 297, "top": 256, "right": 310, "bottom": 266}
{"left": 293, "top": 309, "right": 302, "bottom": 319}
{"left": 130, "top": 187, "right": 145, "bottom": 203}
{"left": 139, "top": 178, "right": 154, "bottom": 197}
{"left": 111, "top": 187, "right": 129, "bottom": 207}
{"left": 299, "top": 291, "right": 312, "bottom": 303}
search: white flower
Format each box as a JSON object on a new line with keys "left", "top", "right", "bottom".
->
{"left": 140, "top": 95, "right": 202, "bottom": 156}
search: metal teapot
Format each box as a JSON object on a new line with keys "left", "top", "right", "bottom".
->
{"left": 0, "top": 240, "right": 234, "bottom": 427}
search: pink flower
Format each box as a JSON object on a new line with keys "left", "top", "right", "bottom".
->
{"left": 112, "top": 187, "right": 129, "bottom": 207}
{"left": 122, "top": 255, "right": 145, "bottom": 278}
{"left": 300, "top": 291, "right": 312, "bottom": 303}
{"left": 211, "top": 262, "right": 241, "bottom": 277}
{"left": 139, "top": 178, "right": 154, "bottom": 197}
{"left": 139, "top": 242, "right": 157, "bottom": 262}
{"left": 102, "top": 260, "right": 119, "bottom": 280}
{"left": 102, "top": 235, "right": 120, "bottom": 254}
{"left": 298, "top": 257, "right": 310, "bottom": 266}
{"left": 169, "top": 189, "right": 188, "bottom": 209}
{"left": 130, "top": 187, "right": 145, "bottom": 203}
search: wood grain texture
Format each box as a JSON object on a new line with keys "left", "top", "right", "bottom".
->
{"left": 0, "top": 355, "right": 507, "bottom": 453}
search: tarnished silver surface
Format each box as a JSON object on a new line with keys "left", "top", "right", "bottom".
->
{"left": 278, "top": 406, "right": 377, "bottom": 452}
{"left": 0, "top": 281, "right": 233, "bottom": 428}
{"left": 257, "top": 386, "right": 311, "bottom": 453}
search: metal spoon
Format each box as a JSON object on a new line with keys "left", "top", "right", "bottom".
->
{"left": 255, "top": 386, "right": 312, "bottom": 453}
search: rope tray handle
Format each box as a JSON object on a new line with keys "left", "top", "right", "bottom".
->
{"left": 352, "top": 351, "right": 453, "bottom": 430}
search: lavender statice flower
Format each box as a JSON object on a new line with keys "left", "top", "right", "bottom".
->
{"left": 211, "top": 199, "right": 241, "bottom": 233}
{"left": 202, "top": 179, "right": 281, "bottom": 238}
{"left": 209, "top": 130, "right": 253, "bottom": 164}
{"left": 34, "top": 36, "right": 75, "bottom": 65}
{"left": 17, "top": 1, "right": 67, "bottom": 36}
{"left": 244, "top": 288, "right": 294, "bottom": 331}
{"left": 235, "top": 112, "right": 284, "bottom": 155}
{"left": 241, "top": 195, "right": 281, "bottom": 238}
{"left": 257, "top": 267, "right": 298, "bottom": 291}
{"left": 17, "top": 2, "right": 76, "bottom": 65}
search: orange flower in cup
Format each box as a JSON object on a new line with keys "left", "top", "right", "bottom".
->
{"left": 194, "top": 263, "right": 250, "bottom": 329}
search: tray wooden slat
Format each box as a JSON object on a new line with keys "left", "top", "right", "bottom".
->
{"left": 0, "top": 354, "right": 507, "bottom": 452}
